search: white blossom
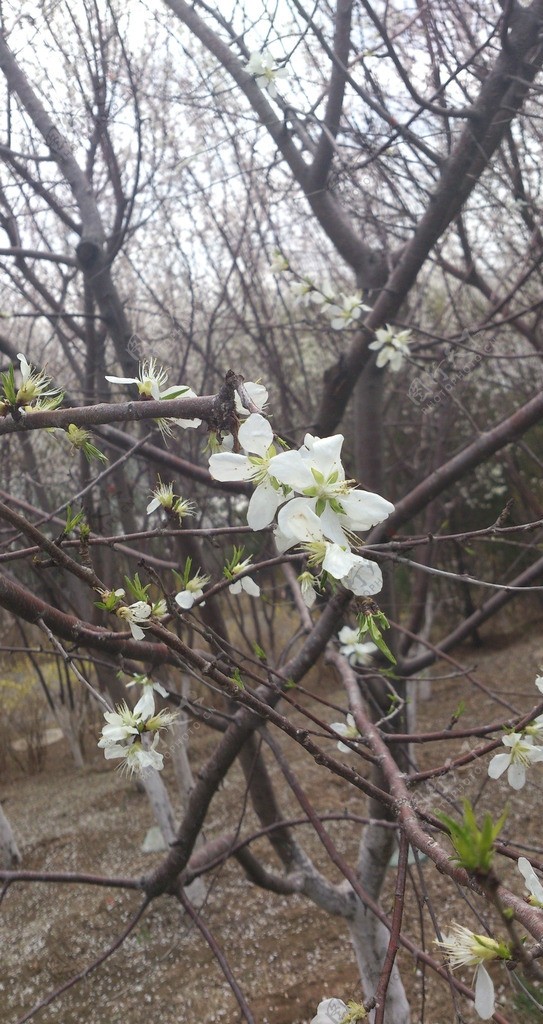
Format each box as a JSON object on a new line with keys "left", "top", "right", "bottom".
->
{"left": 116, "top": 600, "right": 152, "bottom": 640}
{"left": 175, "top": 571, "right": 210, "bottom": 609}
{"left": 105, "top": 358, "right": 201, "bottom": 428}
{"left": 338, "top": 626, "right": 377, "bottom": 665}
{"left": 103, "top": 733, "right": 165, "bottom": 775}
{"left": 517, "top": 856, "right": 543, "bottom": 908}
{"left": 125, "top": 674, "right": 169, "bottom": 701}
{"left": 270, "top": 252, "right": 289, "bottom": 274}
{"left": 16, "top": 352, "right": 62, "bottom": 405}
{"left": 288, "top": 280, "right": 316, "bottom": 308}
{"left": 146, "top": 480, "right": 175, "bottom": 514}
{"left": 368, "top": 325, "right": 411, "bottom": 372}
{"left": 487, "top": 732, "right": 543, "bottom": 789}
{"left": 298, "top": 571, "right": 318, "bottom": 608}
{"left": 209, "top": 414, "right": 284, "bottom": 530}
{"left": 325, "top": 292, "right": 370, "bottom": 330}
{"left": 228, "top": 555, "right": 260, "bottom": 596}
{"left": 330, "top": 713, "right": 360, "bottom": 753}
{"left": 276, "top": 503, "right": 384, "bottom": 596}
{"left": 98, "top": 691, "right": 177, "bottom": 775}
{"left": 435, "top": 924, "right": 510, "bottom": 1020}
{"left": 245, "top": 50, "right": 288, "bottom": 98}
{"left": 271, "top": 432, "right": 394, "bottom": 541}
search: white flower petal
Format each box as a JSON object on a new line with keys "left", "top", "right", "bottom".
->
{"left": 269, "top": 449, "right": 313, "bottom": 490}
{"left": 241, "top": 576, "right": 260, "bottom": 597}
{"left": 487, "top": 752, "right": 510, "bottom": 779}
{"left": 341, "top": 556, "right": 383, "bottom": 596}
{"left": 518, "top": 857, "right": 543, "bottom": 905}
{"left": 341, "top": 490, "right": 395, "bottom": 530}
{"left": 474, "top": 964, "right": 495, "bottom": 1020}
{"left": 322, "top": 543, "right": 356, "bottom": 579}
{"left": 247, "top": 480, "right": 282, "bottom": 531}
{"left": 311, "top": 998, "right": 348, "bottom": 1024}
{"left": 507, "top": 762, "right": 526, "bottom": 789}
{"left": 238, "top": 413, "right": 274, "bottom": 456}
{"left": 277, "top": 497, "right": 323, "bottom": 543}
{"left": 134, "top": 690, "right": 155, "bottom": 720}
{"left": 208, "top": 453, "right": 256, "bottom": 482}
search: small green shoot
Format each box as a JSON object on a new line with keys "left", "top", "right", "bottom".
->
{"left": 437, "top": 799, "right": 507, "bottom": 874}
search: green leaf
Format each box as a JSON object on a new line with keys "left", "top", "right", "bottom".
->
{"left": 231, "top": 668, "right": 244, "bottom": 690}
{"left": 124, "top": 572, "right": 150, "bottom": 601}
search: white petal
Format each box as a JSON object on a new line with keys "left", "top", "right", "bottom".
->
{"left": 161, "top": 385, "right": 191, "bottom": 399}
{"left": 319, "top": 504, "right": 350, "bottom": 546}
{"left": 474, "top": 964, "right": 495, "bottom": 1020}
{"left": 507, "top": 762, "right": 526, "bottom": 789}
{"left": 311, "top": 998, "right": 348, "bottom": 1024}
{"left": 241, "top": 576, "right": 260, "bottom": 596}
{"left": 341, "top": 490, "right": 395, "bottom": 530}
{"left": 247, "top": 480, "right": 282, "bottom": 531}
{"left": 105, "top": 375, "right": 137, "bottom": 385}
{"left": 269, "top": 450, "right": 313, "bottom": 490}
{"left": 175, "top": 590, "right": 195, "bottom": 609}
{"left": 146, "top": 497, "right": 161, "bottom": 514}
{"left": 518, "top": 857, "right": 543, "bottom": 904}
{"left": 229, "top": 580, "right": 242, "bottom": 594}
{"left": 129, "top": 622, "right": 145, "bottom": 641}
{"left": 235, "top": 382, "right": 268, "bottom": 414}
{"left": 277, "top": 497, "right": 322, "bottom": 543}
{"left": 341, "top": 556, "right": 383, "bottom": 596}
{"left": 138, "top": 748, "right": 164, "bottom": 771}
{"left": 487, "top": 752, "right": 510, "bottom": 779}
{"left": 103, "top": 744, "right": 128, "bottom": 760}
{"left": 322, "top": 544, "right": 356, "bottom": 579}
{"left": 175, "top": 416, "right": 202, "bottom": 429}
{"left": 134, "top": 690, "right": 155, "bottom": 720}
{"left": 208, "top": 453, "right": 254, "bottom": 482}
{"left": 153, "top": 682, "right": 169, "bottom": 698}
{"left": 338, "top": 626, "right": 360, "bottom": 645}
{"left": 238, "top": 413, "right": 273, "bottom": 456}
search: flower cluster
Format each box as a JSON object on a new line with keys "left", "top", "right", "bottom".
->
{"left": 209, "top": 411, "right": 393, "bottom": 602}
{"left": 435, "top": 923, "right": 510, "bottom": 1020}
{"left": 245, "top": 50, "right": 288, "bottom": 98}
{"left": 369, "top": 325, "right": 411, "bottom": 372}
{"left": 487, "top": 676, "right": 543, "bottom": 789}
{"left": 98, "top": 690, "right": 177, "bottom": 775}
{"left": 268, "top": 257, "right": 373, "bottom": 331}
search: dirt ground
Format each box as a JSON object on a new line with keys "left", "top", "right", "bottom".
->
{"left": 1, "top": 622, "right": 543, "bottom": 1024}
